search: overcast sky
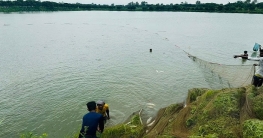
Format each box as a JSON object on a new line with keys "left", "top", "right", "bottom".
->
{"left": 50, "top": 0, "right": 263, "bottom": 5}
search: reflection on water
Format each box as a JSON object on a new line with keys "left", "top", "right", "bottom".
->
{"left": 251, "top": 51, "right": 258, "bottom": 57}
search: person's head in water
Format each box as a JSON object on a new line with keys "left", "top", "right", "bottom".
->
{"left": 243, "top": 51, "right": 248, "bottom": 57}
{"left": 96, "top": 100, "right": 105, "bottom": 110}
{"left": 86, "top": 101, "right": 96, "bottom": 111}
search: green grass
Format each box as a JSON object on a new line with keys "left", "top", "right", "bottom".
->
{"left": 20, "top": 132, "right": 48, "bottom": 138}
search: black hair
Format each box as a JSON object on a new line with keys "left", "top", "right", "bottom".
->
{"left": 86, "top": 101, "right": 96, "bottom": 111}
{"left": 244, "top": 51, "right": 247, "bottom": 54}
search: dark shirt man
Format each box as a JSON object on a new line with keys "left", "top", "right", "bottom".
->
{"left": 79, "top": 101, "right": 104, "bottom": 138}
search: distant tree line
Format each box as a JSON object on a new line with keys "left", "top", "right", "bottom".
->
{"left": 1, "top": 0, "right": 263, "bottom": 13}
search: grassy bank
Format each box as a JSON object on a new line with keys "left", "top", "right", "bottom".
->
{"left": 98, "top": 85, "right": 263, "bottom": 138}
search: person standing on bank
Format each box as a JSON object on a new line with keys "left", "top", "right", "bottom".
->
{"left": 235, "top": 52, "right": 263, "bottom": 87}
{"left": 79, "top": 101, "right": 104, "bottom": 138}
{"left": 96, "top": 100, "right": 110, "bottom": 123}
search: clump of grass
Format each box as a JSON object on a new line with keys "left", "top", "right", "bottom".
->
{"left": 20, "top": 132, "right": 48, "bottom": 138}
{"left": 187, "top": 88, "right": 208, "bottom": 103}
{"left": 251, "top": 94, "right": 263, "bottom": 119}
{"left": 189, "top": 133, "right": 218, "bottom": 138}
{"left": 212, "top": 92, "right": 240, "bottom": 117}
{"left": 186, "top": 88, "right": 242, "bottom": 137}
{"left": 101, "top": 114, "right": 144, "bottom": 138}
{"left": 205, "top": 90, "right": 217, "bottom": 100}
{"left": 243, "top": 119, "right": 263, "bottom": 138}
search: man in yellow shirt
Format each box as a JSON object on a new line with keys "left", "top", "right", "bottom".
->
{"left": 96, "top": 100, "right": 110, "bottom": 123}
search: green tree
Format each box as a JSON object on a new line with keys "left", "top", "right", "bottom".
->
{"left": 252, "top": 0, "right": 257, "bottom": 4}
{"left": 245, "top": 0, "right": 251, "bottom": 3}
{"left": 218, "top": 4, "right": 223, "bottom": 11}
{"left": 135, "top": 1, "right": 139, "bottom": 6}
{"left": 140, "top": 1, "right": 147, "bottom": 6}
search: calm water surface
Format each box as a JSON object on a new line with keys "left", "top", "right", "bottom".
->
{"left": 1, "top": 11, "right": 263, "bottom": 137}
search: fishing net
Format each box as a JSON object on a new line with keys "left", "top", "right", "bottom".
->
{"left": 143, "top": 103, "right": 185, "bottom": 138}
{"left": 185, "top": 51, "right": 255, "bottom": 89}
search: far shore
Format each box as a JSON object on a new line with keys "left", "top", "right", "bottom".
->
{"left": 1, "top": 1, "right": 263, "bottom": 14}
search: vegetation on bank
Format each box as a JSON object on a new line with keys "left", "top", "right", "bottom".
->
{"left": 20, "top": 85, "right": 263, "bottom": 138}
{"left": 1, "top": 0, "right": 263, "bottom": 13}
{"left": 104, "top": 85, "right": 263, "bottom": 138}
{"left": 20, "top": 132, "right": 48, "bottom": 138}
